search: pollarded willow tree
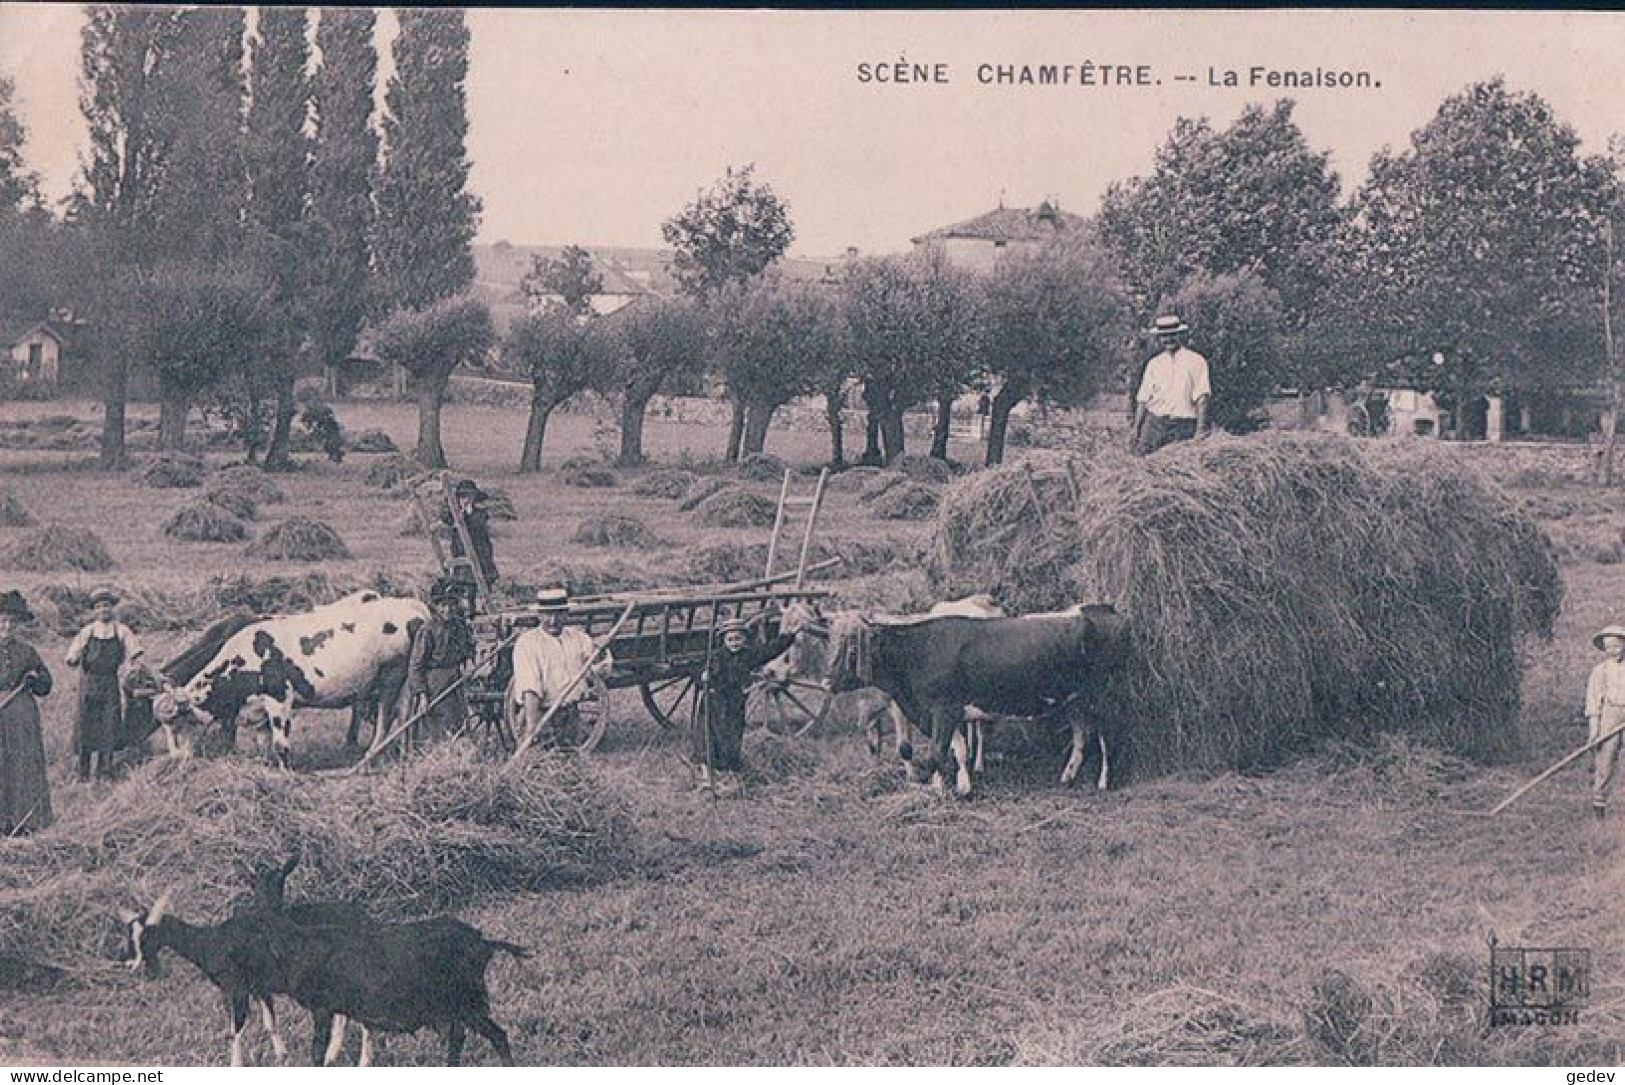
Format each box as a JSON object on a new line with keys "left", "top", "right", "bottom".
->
{"left": 371, "top": 296, "right": 494, "bottom": 469}
{"left": 504, "top": 308, "right": 618, "bottom": 473}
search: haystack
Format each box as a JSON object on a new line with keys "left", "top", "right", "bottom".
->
{"left": 633, "top": 468, "right": 698, "bottom": 498}
{"left": 0, "top": 490, "right": 32, "bottom": 527}
{"left": 211, "top": 465, "right": 286, "bottom": 505}
{"left": 1, "top": 524, "right": 114, "bottom": 573}
{"left": 859, "top": 473, "right": 908, "bottom": 504}
{"left": 562, "top": 465, "right": 618, "bottom": 489}
{"left": 521, "top": 559, "right": 664, "bottom": 598}
{"left": 480, "top": 486, "right": 518, "bottom": 521}
{"left": 869, "top": 483, "right": 940, "bottom": 521}
{"left": 694, "top": 489, "right": 777, "bottom": 528}
{"left": 571, "top": 514, "right": 669, "bottom": 550}
{"left": 163, "top": 501, "right": 250, "bottom": 543}
{"left": 364, "top": 454, "right": 421, "bottom": 490}
{"left": 248, "top": 517, "right": 351, "bottom": 562}
{"left": 678, "top": 476, "right": 732, "bottom": 511}
{"left": 0, "top": 746, "right": 628, "bottom": 976}
{"left": 203, "top": 486, "right": 258, "bottom": 521}
{"left": 139, "top": 454, "right": 205, "bottom": 489}
{"left": 736, "top": 453, "right": 787, "bottom": 482}
{"left": 346, "top": 429, "right": 399, "bottom": 454}
{"left": 931, "top": 435, "right": 1561, "bottom": 776}
{"left": 895, "top": 454, "right": 956, "bottom": 484}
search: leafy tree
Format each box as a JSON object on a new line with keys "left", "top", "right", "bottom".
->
{"left": 521, "top": 245, "right": 603, "bottom": 318}
{"left": 0, "top": 64, "right": 57, "bottom": 335}
{"left": 979, "top": 239, "right": 1132, "bottom": 464}
{"left": 1144, "top": 271, "right": 1284, "bottom": 433}
{"left": 708, "top": 272, "right": 844, "bottom": 457}
{"left": 308, "top": 8, "right": 379, "bottom": 396}
{"left": 373, "top": 9, "right": 479, "bottom": 312}
{"left": 0, "top": 70, "right": 41, "bottom": 215}
{"left": 370, "top": 295, "right": 493, "bottom": 468}
{"left": 244, "top": 7, "right": 311, "bottom": 469}
{"left": 1348, "top": 79, "right": 1617, "bottom": 412}
{"left": 598, "top": 297, "right": 706, "bottom": 466}
{"left": 843, "top": 250, "right": 981, "bottom": 464}
{"left": 503, "top": 309, "right": 616, "bottom": 472}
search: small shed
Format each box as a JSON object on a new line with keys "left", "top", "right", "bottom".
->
{"left": 2, "top": 322, "right": 67, "bottom": 385}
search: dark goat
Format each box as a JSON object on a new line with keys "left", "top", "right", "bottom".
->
{"left": 118, "top": 893, "right": 304, "bottom": 1066}
{"left": 243, "top": 855, "right": 528, "bottom": 1066}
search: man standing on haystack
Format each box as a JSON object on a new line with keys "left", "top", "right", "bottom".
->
{"left": 1131, "top": 314, "right": 1211, "bottom": 455}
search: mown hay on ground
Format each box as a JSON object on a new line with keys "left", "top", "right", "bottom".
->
{"left": 827, "top": 466, "right": 883, "bottom": 493}
{"left": 202, "top": 486, "right": 258, "bottom": 521}
{"left": 633, "top": 468, "right": 698, "bottom": 498}
{"left": 858, "top": 472, "right": 909, "bottom": 504}
{"left": 678, "top": 476, "right": 733, "bottom": 511}
{"left": 248, "top": 517, "right": 350, "bottom": 562}
{"left": 364, "top": 454, "right": 421, "bottom": 490}
{"left": 736, "top": 453, "right": 787, "bottom": 482}
{"left": 138, "top": 454, "right": 205, "bottom": 489}
{"left": 571, "top": 514, "right": 669, "bottom": 550}
{"left": 895, "top": 454, "right": 956, "bottom": 484}
{"left": 0, "top": 490, "right": 32, "bottom": 527}
{"left": 931, "top": 435, "right": 1562, "bottom": 776}
{"left": 869, "top": 483, "right": 940, "bottom": 521}
{"left": 480, "top": 486, "right": 518, "bottom": 521}
{"left": 162, "top": 502, "right": 250, "bottom": 543}
{"left": 1, "top": 524, "right": 114, "bottom": 573}
{"left": 346, "top": 429, "right": 399, "bottom": 454}
{"left": 516, "top": 559, "right": 666, "bottom": 599}
{"left": 694, "top": 489, "right": 778, "bottom": 528}
{"left": 210, "top": 466, "right": 286, "bottom": 506}
{"left": 562, "top": 465, "right": 618, "bottom": 489}
{"left": 0, "top": 746, "right": 629, "bottom": 976}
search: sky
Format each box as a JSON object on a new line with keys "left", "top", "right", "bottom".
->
{"left": 2, "top": 7, "right": 1623, "bottom": 258}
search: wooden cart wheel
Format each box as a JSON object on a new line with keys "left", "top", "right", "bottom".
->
{"left": 504, "top": 671, "right": 611, "bottom": 754}
{"left": 747, "top": 673, "right": 834, "bottom": 737}
{"left": 638, "top": 673, "right": 701, "bottom": 731}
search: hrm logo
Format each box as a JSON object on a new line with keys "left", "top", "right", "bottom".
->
{"left": 1489, "top": 940, "right": 1590, "bottom": 1026}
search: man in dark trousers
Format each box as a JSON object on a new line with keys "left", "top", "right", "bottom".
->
{"left": 443, "top": 479, "right": 499, "bottom": 608}
{"left": 695, "top": 612, "right": 798, "bottom": 793}
{"left": 404, "top": 579, "right": 476, "bottom": 747}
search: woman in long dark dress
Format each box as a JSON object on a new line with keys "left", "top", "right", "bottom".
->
{"left": 0, "top": 589, "right": 53, "bottom": 835}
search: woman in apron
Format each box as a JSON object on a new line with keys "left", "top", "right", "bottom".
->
{"left": 0, "top": 589, "right": 53, "bottom": 835}
{"left": 65, "top": 586, "right": 143, "bottom": 781}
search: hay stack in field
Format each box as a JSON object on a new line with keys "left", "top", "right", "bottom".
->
{"left": 828, "top": 466, "right": 883, "bottom": 492}
{"left": 480, "top": 486, "right": 517, "bottom": 521}
{"left": 931, "top": 435, "right": 1562, "bottom": 776}
{"left": 346, "top": 429, "right": 398, "bottom": 454}
{"left": 869, "top": 483, "right": 940, "bottom": 521}
{"left": 0, "top": 490, "right": 32, "bottom": 527}
{"left": 678, "top": 476, "right": 732, "bottom": 511}
{"left": 562, "top": 465, "right": 618, "bottom": 488}
{"left": 211, "top": 466, "right": 286, "bottom": 505}
{"left": 633, "top": 468, "right": 698, "bottom": 498}
{"left": 163, "top": 501, "right": 250, "bottom": 543}
{"left": 895, "top": 454, "right": 956, "bottom": 484}
{"left": 858, "top": 472, "right": 909, "bottom": 504}
{"left": 202, "top": 486, "right": 258, "bottom": 521}
{"left": 248, "top": 516, "right": 350, "bottom": 562}
{"left": 0, "top": 746, "right": 629, "bottom": 976}
{"left": 736, "top": 453, "right": 787, "bottom": 482}
{"left": 364, "top": 453, "right": 421, "bottom": 490}
{"left": 521, "top": 559, "right": 665, "bottom": 598}
{"left": 571, "top": 514, "right": 669, "bottom": 550}
{"left": 139, "top": 454, "right": 206, "bottom": 489}
{"left": 694, "top": 489, "right": 777, "bottom": 528}
{"left": 1, "top": 524, "right": 114, "bottom": 572}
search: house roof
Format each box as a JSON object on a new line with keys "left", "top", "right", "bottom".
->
{"left": 911, "top": 201, "right": 1087, "bottom": 245}
{"left": 0, "top": 321, "right": 67, "bottom": 348}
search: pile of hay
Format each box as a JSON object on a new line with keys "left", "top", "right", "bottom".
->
{"left": 211, "top": 466, "right": 286, "bottom": 506}
{"left": 869, "top": 483, "right": 940, "bottom": 521}
{"left": 828, "top": 466, "right": 883, "bottom": 493}
{"left": 162, "top": 501, "right": 250, "bottom": 543}
{"left": 895, "top": 454, "right": 956, "bottom": 484}
{"left": 365, "top": 454, "right": 422, "bottom": 490}
{"left": 736, "top": 453, "right": 787, "bottom": 482}
{"left": 858, "top": 473, "right": 909, "bottom": 504}
{"left": 517, "top": 559, "right": 665, "bottom": 599}
{"left": 0, "top": 746, "right": 629, "bottom": 976}
{"left": 694, "top": 489, "right": 778, "bottom": 528}
{"left": 633, "top": 468, "right": 698, "bottom": 498}
{"left": 741, "top": 731, "right": 820, "bottom": 784}
{"left": 139, "top": 454, "right": 206, "bottom": 489}
{"left": 248, "top": 517, "right": 351, "bottom": 562}
{"left": 1, "top": 524, "right": 114, "bottom": 572}
{"left": 346, "top": 429, "right": 399, "bottom": 454}
{"left": 682, "top": 541, "right": 773, "bottom": 584}
{"left": 202, "top": 487, "right": 258, "bottom": 521}
{"left": 678, "top": 476, "right": 733, "bottom": 511}
{"left": 0, "top": 490, "right": 32, "bottom": 527}
{"left": 208, "top": 569, "right": 426, "bottom": 615}
{"left": 931, "top": 435, "right": 1562, "bottom": 776}
{"left": 571, "top": 514, "right": 669, "bottom": 550}
{"left": 561, "top": 465, "right": 618, "bottom": 489}
{"left": 480, "top": 486, "right": 518, "bottom": 521}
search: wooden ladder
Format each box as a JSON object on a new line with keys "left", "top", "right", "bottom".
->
{"left": 411, "top": 474, "right": 491, "bottom": 603}
{"left": 763, "top": 468, "right": 829, "bottom": 589}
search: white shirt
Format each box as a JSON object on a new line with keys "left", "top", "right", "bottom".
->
{"left": 511, "top": 626, "right": 612, "bottom": 708}
{"left": 1136, "top": 347, "right": 1212, "bottom": 420}
{"left": 1586, "top": 657, "right": 1625, "bottom": 718}
{"left": 65, "top": 620, "right": 143, "bottom": 667}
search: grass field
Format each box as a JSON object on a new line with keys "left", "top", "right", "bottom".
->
{"left": 2, "top": 398, "right": 1624, "bottom": 1066}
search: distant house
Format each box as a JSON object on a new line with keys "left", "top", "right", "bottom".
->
{"left": 911, "top": 200, "right": 1087, "bottom": 270}
{"left": 1, "top": 321, "right": 68, "bottom": 385}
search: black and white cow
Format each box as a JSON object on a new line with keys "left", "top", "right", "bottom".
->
{"left": 157, "top": 591, "right": 429, "bottom": 767}
{"left": 829, "top": 604, "right": 1129, "bottom": 797}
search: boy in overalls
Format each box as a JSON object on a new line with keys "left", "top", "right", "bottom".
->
{"left": 64, "top": 586, "right": 143, "bottom": 781}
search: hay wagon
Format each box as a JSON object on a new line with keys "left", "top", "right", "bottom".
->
{"left": 463, "top": 584, "right": 837, "bottom": 753}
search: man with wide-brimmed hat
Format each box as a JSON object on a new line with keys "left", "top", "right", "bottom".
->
{"left": 694, "top": 610, "right": 798, "bottom": 792}
{"left": 1585, "top": 623, "right": 1625, "bottom": 819}
{"left": 1131, "top": 314, "right": 1211, "bottom": 455}
{"left": 511, "top": 586, "right": 612, "bottom": 749}
{"left": 404, "top": 578, "right": 477, "bottom": 748}
{"left": 0, "top": 589, "right": 53, "bottom": 834}
{"left": 64, "top": 585, "right": 144, "bottom": 782}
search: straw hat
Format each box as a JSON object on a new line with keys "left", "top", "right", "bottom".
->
{"left": 535, "top": 586, "right": 570, "bottom": 611}
{"left": 719, "top": 617, "right": 749, "bottom": 635}
{"left": 1594, "top": 625, "right": 1625, "bottom": 650}
{"left": 1149, "top": 314, "right": 1190, "bottom": 337}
